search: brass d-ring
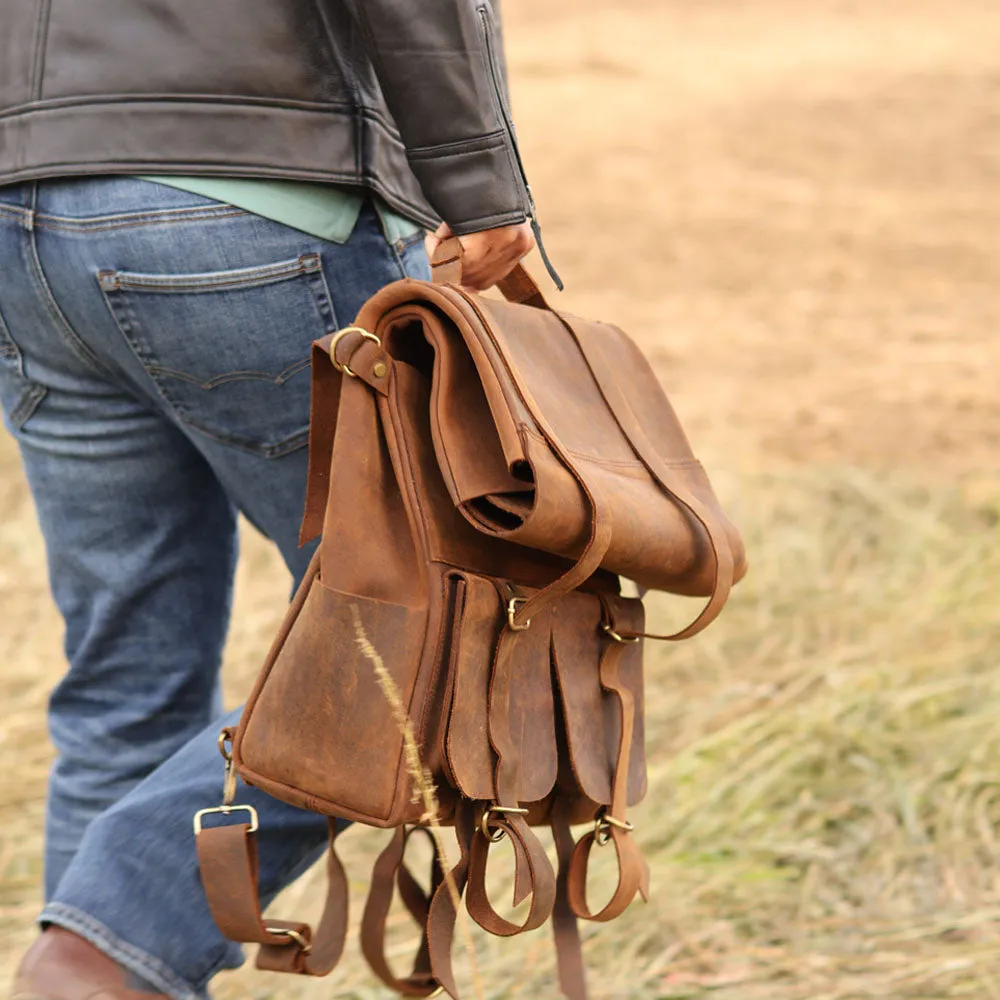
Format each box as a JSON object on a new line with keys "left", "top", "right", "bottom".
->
{"left": 329, "top": 326, "right": 381, "bottom": 378}
{"left": 601, "top": 623, "right": 640, "bottom": 644}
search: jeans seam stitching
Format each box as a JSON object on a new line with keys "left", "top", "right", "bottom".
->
{"left": 33, "top": 203, "right": 247, "bottom": 225}
{"left": 25, "top": 221, "right": 114, "bottom": 379}
{"left": 103, "top": 254, "right": 318, "bottom": 293}
{"left": 9, "top": 382, "right": 47, "bottom": 429}
{"left": 34, "top": 208, "right": 249, "bottom": 233}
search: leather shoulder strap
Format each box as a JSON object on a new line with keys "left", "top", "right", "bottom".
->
{"left": 195, "top": 819, "right": 348, "bottom": 977}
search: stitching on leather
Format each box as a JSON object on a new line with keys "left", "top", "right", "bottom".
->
{"left": 448, "top": 210, "right": 525, "bottom": 233}
{"left": 0, "top": 94, "right": 405, "bottom": 144}
{"left": 475, "top": 6, "right": 527, "bottom": 210}
{"left": 0, "top": 92, "right": 358, "bottom": 121}
{"left": 30, "top": 0, "right": 52, "bottom": 104}
{"left": 382, "top": 386, "right": 437, "bottom": 814}
{"left": 406, "top": 130, "right": 507, "bottom": 158}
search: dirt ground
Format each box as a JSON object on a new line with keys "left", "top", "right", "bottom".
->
{"left": 2, "top": 1, "right": 999, "bottom": 997}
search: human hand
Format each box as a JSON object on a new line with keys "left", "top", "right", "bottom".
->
{"left": 425, "top": 221, "right": 535, "bottom": 291}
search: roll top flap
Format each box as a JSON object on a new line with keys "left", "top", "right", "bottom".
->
{"left": 346, "top": 277, "right": 745, "bottom": 601}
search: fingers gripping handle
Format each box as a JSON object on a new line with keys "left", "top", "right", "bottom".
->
{"left": 429, "top": 236, "right": 550, "bottom": 310}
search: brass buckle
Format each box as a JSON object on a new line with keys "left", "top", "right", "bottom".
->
{"left": 329, "top": 325, "right": 381, "bottom": 378}
{"left": 265, "top": 927, "right": 312, "bottom": 956}
{"left": 602, "top": 623, "right": 640, "bottom": 644}
{"left": 594, "top": 811, "right": 635, "bottom": 847}
{"left": 507, "top": 597, "right": 531, "bottom": 632}
{"left": 480, "top": 804, "right": 529, "bottom": 842}
{"left": 193, "top": 803, "right": 259, "bottom": 836}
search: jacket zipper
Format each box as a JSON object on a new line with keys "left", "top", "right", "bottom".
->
{"left": 477, "top": 5, "right": 564, "bottom": 290}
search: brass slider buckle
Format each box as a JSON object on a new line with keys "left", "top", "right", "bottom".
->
{"left": 602, "top": 623, "right": 640, "bottom": 644}
{"left": 481, "top": 804, "right": 529, "bottom": 842}
{"left": 265, "top": 927, "right": 312, "bottom": 956}
{"left": 507, "top": 597, "right": 531, "bottom": 632}
{"left": 193, "top": 803, "right": 260, "bottom": 836}
{"left": 594, "top": 811, "right": 635, "bottom": 846}
{"left": 328, "top": 326, "right": 381, "bottom": 378}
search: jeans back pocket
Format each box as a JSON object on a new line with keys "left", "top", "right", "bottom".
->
{"left": 99, "top": 252, "right": 337, "bottom": 457}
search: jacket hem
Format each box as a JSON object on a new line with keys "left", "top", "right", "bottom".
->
{"left": 0, "top": 101, "right": 442, "bottom": 229}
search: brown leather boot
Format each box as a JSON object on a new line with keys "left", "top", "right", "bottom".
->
{"left": 12, "top": 928, "right": 170, "bottom": 1000}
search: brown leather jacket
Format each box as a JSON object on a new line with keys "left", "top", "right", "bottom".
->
{"left": 0, "top": 0, "right": 534, "bottom": 235}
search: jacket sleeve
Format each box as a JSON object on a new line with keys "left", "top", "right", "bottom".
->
{"left": 337, "top": 0, "right": 532, "bottom": 234}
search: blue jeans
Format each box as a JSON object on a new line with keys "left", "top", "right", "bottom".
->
{"left": 0, "top": 178, "right": 430, "bottom": 999}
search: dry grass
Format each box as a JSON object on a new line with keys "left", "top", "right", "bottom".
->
{"left": 2, "top": 0, "right": 1000, "bottom": 997}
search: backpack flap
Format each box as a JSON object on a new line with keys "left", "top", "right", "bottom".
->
{"left": 422, "top": 284, "right": 746, "bottom": 600}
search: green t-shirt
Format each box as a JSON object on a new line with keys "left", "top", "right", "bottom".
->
{"left": 138, "top": 176, "right": 424, "bottom": 247}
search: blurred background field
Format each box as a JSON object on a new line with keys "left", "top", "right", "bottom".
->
{"left": 2, "top": 0, "right": 999, "bottom": 996}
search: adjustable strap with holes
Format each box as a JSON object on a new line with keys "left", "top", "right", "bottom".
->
{"left": 195, "top": 818, "right": 348, "bottom": 976}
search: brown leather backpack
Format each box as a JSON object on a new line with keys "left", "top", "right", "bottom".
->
{"left": 194, "top": 243, "right": 746, "bottom": 999}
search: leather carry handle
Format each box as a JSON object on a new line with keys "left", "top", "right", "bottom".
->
{"left": 430, "top": 236, "right": 550, "bottom": 310}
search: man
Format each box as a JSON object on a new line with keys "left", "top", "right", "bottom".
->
{"left": 0, "top": 4, "right": 547, "bottom": 998}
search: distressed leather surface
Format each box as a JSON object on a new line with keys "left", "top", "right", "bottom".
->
{"left": 203, "top": 252, "right": 745, "bottom": 1000}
